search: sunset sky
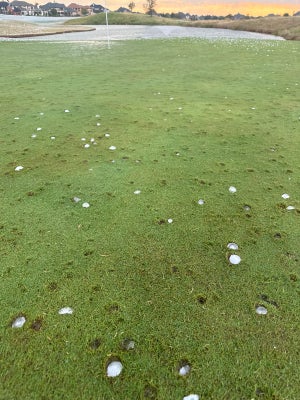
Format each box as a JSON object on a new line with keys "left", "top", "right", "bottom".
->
{"left": 93, "top": 0, "right": 299, "bottom": 16}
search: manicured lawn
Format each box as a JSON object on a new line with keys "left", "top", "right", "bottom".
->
{"left": 0, "top": 38, "right": 299, "bottom": 399}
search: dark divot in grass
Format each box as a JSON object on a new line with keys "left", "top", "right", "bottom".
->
{"left": 286, "top": 252, "right": 299, "bottom": 262}
{"left": 120, "top": 338, "right": 135, "bottom": 351}
{"left": 64, "top": 272, "right": 74, "bottom": 280}
{"left": 48, "top": 282, "right": 59, "bottom": 291}
{"left": 171, "top": 266, "right": 179, "bottom": 274}
{"left": 157, "top": 219, "right": 166, "bottom": 225}
{"left": 277, "top": 203, "right": 287, "bottom": 210}
{"left": 89, "top": 338, "right": 102, "bottom": 350}
{"left": 259, "top": 294, "right": 279, "bottom": 308}
{"left": 197, "top": 294, "right": 207, "bottom": 305}
{"left": 106, "top": 304, "right": 120, "bottom": 313}
{"left": 84, "top": 250, "right": 94, "bottom": 257}
{"left": 255, "top": 387, "right": 265, "bottom": 397}
{"left": 290, "top": 274, "right": 298, "bottom": 282}
{"left": 144, "top": 383, "right": 158, "bottom": 399}
{"left": 31, "top": 317, "right": 43, "bottom": 331}
{"left": 27, "top": 191, "right": 35, "bottom": 196}
{"left": 273, "top": 232, "right": 282, "bottom": 239}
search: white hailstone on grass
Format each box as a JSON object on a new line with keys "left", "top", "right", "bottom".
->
{"left": 256, "top": 306, "right": 268, "bottom": 315}
{"left": 183, "top": 394, "right": 199, "bottom": 400}
{"left": 84, "top": 144, "right": 90, "bottom": 148}
{"left": 95, "top": 114, "right": 100, "bottom": 118}
{"left": 167, "top": 218, "right": 173, "bottom": 224}
{"left": 73, "top": 197, "right": 81, "bottom": 203}
{"left": 134, "top": 190, "right": 141, "bottom": 195}
{"left": 96, "top": 123, "right": 101, "bottom": 126}
{"left": 178, "top": 107, "right": 183, "bottom": 110}
{"left": 251, "top": 107, "right": 256, "bottom": 110}
{"left": 198, "top": 199, "right": 205, "bottom": 205}
{"left": 58, "top": 307, "right": 73, "bottom": 315}
{"left": 106, "top": 361, "right": 123, "bottom": 377}
{"left": 229, "top": 186, "right": 237, "bottom": 193}
{"left": 15, "top": 166, "right": 24, "bottom": 171}
{"left": 286, "top": 206, "right": 295, "bottom": 210}
{"left": 64, "top": 109, "right": 70, "bottom": 113}
{"left": 81, "top": 138, "right": 86, "bottom": 141}
{"left": 170, "top": 97, "right": 174, "bottom": 100}
{"left": 90, "top": 138, "right": 95, "bottom": 142}
{"left": 105, "top": 133, "right": 110, "bottom": 138}
{"left": 40, "top": 112, "right": 44, "bottom": 115}
{"left": 50, "top": 136, "right": 56, "bottom": 140}
{"left": 227, "top": 243, "right": 239, "bottom": 250}
{"left": 229, "top": 254, "right": 241, "bottom": 265}
{"left": 12, "top": 316, "right": 26, "bottom": 328}
{"left": 14, "top": 117, "right": 20, "bottom": 120}
{"left": 179, "top": 364, "right": 190, "bottom": 376}
{"left": 109, "top": 146, "right": 116, "bottom": 150}
{"left": 282, "top": 193, "right": 290, "bottom": 199}
{"left": 31, "top": 134, "right": 37, "bottom": 138}
{"left": 82, "top": 202, "right": 90, "bottom": 208}
{"left": 37, "top": 127, "right": 42, "bottom": 131}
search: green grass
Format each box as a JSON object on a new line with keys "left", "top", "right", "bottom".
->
{"left": 65, "top": 11, "right": 177, "bottom": 26}
{"left": 0, "top": 38, "right": 299, "bottom": 400}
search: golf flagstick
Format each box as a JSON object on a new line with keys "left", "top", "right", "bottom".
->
{"left": 103, "top": 0, "right": 111, "bottom": 49}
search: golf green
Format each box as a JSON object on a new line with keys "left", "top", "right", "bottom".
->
{"left": 0, "top": 38, "right": 299, "bottom": 399}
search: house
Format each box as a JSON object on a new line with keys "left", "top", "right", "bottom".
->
{"left": 0, "top": 1, "right": 9, "bottom": 13}
{"left": 10, "top": 0, "right": 36, "bottom": 15}
{"left": 39, "top": 2, "right": 71, "bottom": 16}
{"left": 7, "top": 4, "right": 21, "bottom": 14}
{"left": 90, "top": 3, "right": 105, "bottom": 13}
{"left": 115, "top": 7, "right": 130, "bottom": 13}
{"left": 233, "top": 13, "right": 247, "bottom": 20}
{"left": 68, "top": 3, "right": 91, "bottom": 16}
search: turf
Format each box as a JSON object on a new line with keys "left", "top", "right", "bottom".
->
{"left": 0, "top": 38, "right": 299, "bottom": 400}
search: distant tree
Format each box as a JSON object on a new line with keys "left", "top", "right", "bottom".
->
{"left": 143, "top": 0, "right": 156, "bottom": 16}
{"left": 283, "top": 13, "right": 289, "bottom": 17}
{"left": 128, "top": 2, "right": 135, "bottom": 12}
{"left": 49, "top": 8, "right": 58, "bottom": 16}
{"left": 81, "top": 7, "right": 88, "bottom": 15}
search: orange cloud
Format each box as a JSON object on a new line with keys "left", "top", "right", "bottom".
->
{"left": 154, "top": 1, "right": 298, "bottom": 16}
{"left": 76, "top": 0, "right": 298, "bottom": 17}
